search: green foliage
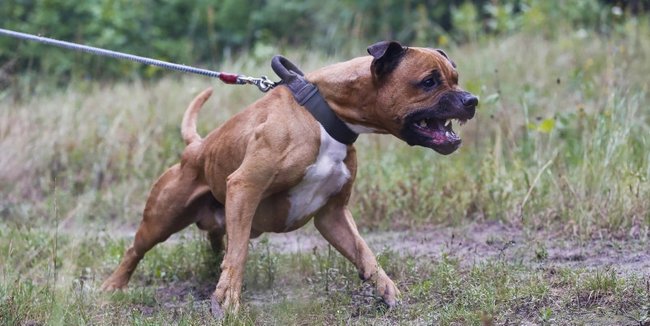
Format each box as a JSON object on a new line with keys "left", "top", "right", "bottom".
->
{"left": 1, "top": 0, "right": 207, "bottom": 83}
{"left": 0, "top": 0, "right": 637, "bottom": 84}
{"left": 452, "top": 2, "right": 481, "bottom": 43}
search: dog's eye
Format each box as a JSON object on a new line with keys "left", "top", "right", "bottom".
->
{"left": 421, "top": 77, "right": 437, "bottom": 89}
{"left": 419, "top": 70, "right": 442, "bottom": 90}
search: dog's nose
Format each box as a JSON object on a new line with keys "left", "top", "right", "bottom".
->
{"left": 462, "top": 95, "right": 478, "bottom": 108}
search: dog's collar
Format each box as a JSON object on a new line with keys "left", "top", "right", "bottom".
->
{"left": 271, "top": 56, "right": 358, "bottom": 145}
{"left": 282, "top": 81, "right": 359, "bottom": 145}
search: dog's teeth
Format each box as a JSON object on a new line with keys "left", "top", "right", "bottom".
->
{"left": 419, "top": 120, "right": 427, "bottom": 128}
{"left": 445, "top": 120, "right": 451, "bottom": 128}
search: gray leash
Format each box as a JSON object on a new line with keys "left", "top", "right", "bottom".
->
{"left": 0, "top": 28, "right": 276, "bottom": 92}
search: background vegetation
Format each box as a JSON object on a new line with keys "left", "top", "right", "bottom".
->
{"left": 1, "top": 0, "right": 649, "bottom": 325}
{"left": 1, "top": 0, "right": 648, "bottom": 85}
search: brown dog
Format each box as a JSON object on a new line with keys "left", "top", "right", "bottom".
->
{"left": 101, "top": 41, "right": 477, "bottom": 316}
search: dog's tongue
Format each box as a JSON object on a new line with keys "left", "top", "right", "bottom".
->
{"left": 431, "top": 130, "right": 448, "bottom": 144}
{"left": 430, "top": 120, "right": 459, "bottom": 145}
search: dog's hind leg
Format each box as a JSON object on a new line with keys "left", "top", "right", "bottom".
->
{"left": 206, "top": 229, "right": 225, "bottom": 253}
{"left": 101, "top": 163, "right": 212, "bottom": 291}
{"left": 195, "top": 198, "right": 226, "bottom": 254}
{"left": 314, "top": 205, "right": 401, "bottom": 307}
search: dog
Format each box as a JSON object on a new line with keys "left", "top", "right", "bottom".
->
{"left": 101, "top": 40, "right": 478, "bottom": 317}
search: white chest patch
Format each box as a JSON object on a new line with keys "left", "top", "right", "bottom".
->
{"left": 286, "top": 126, "right": 350, "bottom": 228}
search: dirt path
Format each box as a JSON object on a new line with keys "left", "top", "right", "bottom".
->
{"left": 259, "top": 221, "right": 650, "bottom": 277}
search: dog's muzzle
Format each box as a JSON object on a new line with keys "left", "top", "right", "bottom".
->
{"left": 400, "top": 91, "right": 478, "bottom": 155}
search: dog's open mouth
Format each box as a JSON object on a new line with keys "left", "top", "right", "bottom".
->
{"left": 414, "top": 117, "right": 467, "bottom": 144}
{"left": 399, "top": 91, "right": 477, "bottom": 155}
{"left": 412, "top": 117, "right": 467, "bottom": 154}
{"left": 401, "top": 106, "right": 474, "bottom": 155}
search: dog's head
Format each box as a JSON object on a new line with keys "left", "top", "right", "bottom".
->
{"left": 365, "top": 41, "right": 478, "bottom": 155}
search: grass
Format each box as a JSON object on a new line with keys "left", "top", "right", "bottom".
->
{"left": 1, "top": 227, "right": 648, "bottom": 325}
{"left": 1, "top": 16, "right": 650, "bottom": 325}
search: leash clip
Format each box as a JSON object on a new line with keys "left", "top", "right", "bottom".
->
{"left": 238, "top": 75, "right": 277, "bottom": 92}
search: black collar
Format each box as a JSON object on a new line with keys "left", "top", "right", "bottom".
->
{"left": 272, "top": 56, "right": 358, "bottom": 145}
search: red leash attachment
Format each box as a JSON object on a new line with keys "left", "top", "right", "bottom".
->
{"left": 218, "top": 72, "right": 276, "bottom": 92}
{"left": 218, "top": 72, "right": 240, "bottom": 84}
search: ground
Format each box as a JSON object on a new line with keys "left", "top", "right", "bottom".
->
{"left": 60, "top": 221, "right": 646, "bottom": 325}
{"left": 264, "top": 221, "right": 650, "bottom": 277}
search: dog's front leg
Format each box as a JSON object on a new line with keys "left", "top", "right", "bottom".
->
{"left": 314, "top": 205, "right": 400, "bottom": 307}
{"left": 210, "top": 166, "right": 272, "bottom": 317}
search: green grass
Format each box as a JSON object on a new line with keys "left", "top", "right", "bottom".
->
{"left": 1, "top": 16, "right": 650, "bottom": 325}
{"left": 1, "top": 227, "right": 648, "bottom": 325}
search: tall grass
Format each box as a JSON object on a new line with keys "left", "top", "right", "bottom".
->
{"left": 1, "top": 20, "right": 649, "bottom": 239}
{"left": 354, "top": 22, "right": 649, "bottom": 236}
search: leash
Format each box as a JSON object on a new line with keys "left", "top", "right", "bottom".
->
{"left": 0, "top": 28, "right": 277, "bottom": 92}
{"left": 0, "top": 28, "right": 356, "bottom": 143}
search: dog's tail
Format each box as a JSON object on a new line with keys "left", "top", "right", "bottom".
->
{"left": 181, "top": 88, "right": 213, "bottom": 145}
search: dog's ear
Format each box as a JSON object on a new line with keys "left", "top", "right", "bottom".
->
{"left": 435, "top": 49, "right": 457, "bottom": 68}
{"left": 367, "top": 41, "right": 407, "bottom": 78}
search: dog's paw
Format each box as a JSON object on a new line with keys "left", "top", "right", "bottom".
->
{"left": 210, "top": 295, "right": 225, "bottom": 319}
{"left": 99, "top": 278, "right": 128, "bottom": 292}
{"left": 374, "top": 270, "right": 401, "bottom": 308}
{"left": 99, "top": 275, "right": 129, "bottom": 292}
{"left": 211, "top": 284, "right": 241, "bottom": 319}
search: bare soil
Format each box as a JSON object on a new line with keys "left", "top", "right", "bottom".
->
{"left": 261, "top": 221, "right": 650, "bottom": 277}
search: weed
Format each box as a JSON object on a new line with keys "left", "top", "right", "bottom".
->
{"left": 535, "top": 243, "right": 549, "bottom": 261}
{"left": 246, "top": 236, "right": 278, "bottom": 289}
{"left": 538, "top": 306, "right": 554, "bottom": 324}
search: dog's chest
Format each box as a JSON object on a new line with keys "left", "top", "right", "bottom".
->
{"left": 286, "top": 126, "right": 350, "bottom": 227}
